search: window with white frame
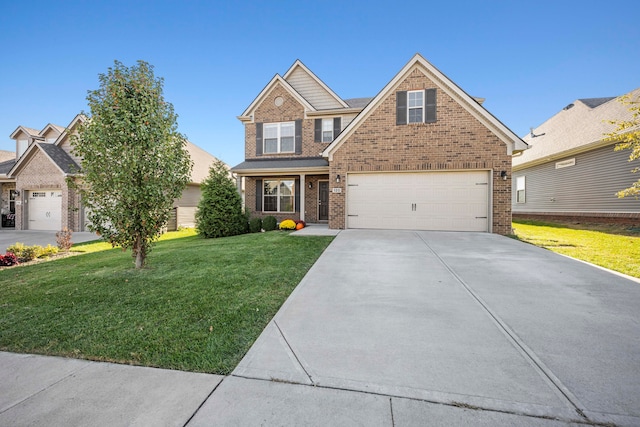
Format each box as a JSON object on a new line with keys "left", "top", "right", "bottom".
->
{"left": 263, "top": 122, "right": 295, "bottom": 154}
{"left": 322, "top": 119, "right": 333, "bottom": 142}
{"left": 408, "top": 90, "right": 424, "bottom": 123}
{"left": 516, "top": 176, "right": 526, "bottom": 203}
{"left": 263, "top": 179, "right": 294, "bottom": 212}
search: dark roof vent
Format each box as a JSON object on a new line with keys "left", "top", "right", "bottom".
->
{"left": 563, "top": 103, "right": 574, "bottom": 111}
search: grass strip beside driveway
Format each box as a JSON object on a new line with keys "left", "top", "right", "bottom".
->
{"left": 0, "top": 230, "right": 333, "bottom": 374}
{"left": 512, "top": 220, "right": 640, "bottom": 279}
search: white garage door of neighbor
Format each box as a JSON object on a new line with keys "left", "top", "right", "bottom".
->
{"left": 347, "top": 171, "right": 490, "bottom": 232}
{"left": 28, "top": 190, "right": 62, "bottom": 230}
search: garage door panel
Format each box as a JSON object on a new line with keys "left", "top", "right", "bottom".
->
{"left": 347, "top": 172, "right": 489, "bottom": 232}
{"left": 28, "top": 190, "right": 62, "bottom": 231}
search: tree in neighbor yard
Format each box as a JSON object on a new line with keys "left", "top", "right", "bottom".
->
{"left": 607, "top": 93, "right": 640, "bottom": 198}
{"left": 71, "top": 60, "right": 192, "bottom": 268}
{"left": 196, "top": 160, "right": 248, "bottom": 238}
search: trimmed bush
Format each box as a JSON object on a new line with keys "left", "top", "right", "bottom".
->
{"left": 56, "top": 227, "right": 73, "bottom": 252}
{"left": 249, "top": 217, "right": 263, "bottom": 233}
{"left": 196, "top": 160, "right": 248, "bottom": 238}
{"left": 262, "top": 216, "right": 277, "bottom": 231}
{"left": 279, "top": 219, "right": 297, "bottom": 230}
{"left": 40, "top": 244, "right": 59, "bottom": 258}
{"left": 7, "top": 243, "right": 42, "bottom": 262}
{"left": 0, "top": 252, "right": 18, "bottom": 267}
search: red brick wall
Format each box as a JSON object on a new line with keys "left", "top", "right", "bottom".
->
{"left": 246, "top": 83, "right": 330, "bottom": 160}
{"left": 329, "top": 67, "right": 513, "bottom": 235}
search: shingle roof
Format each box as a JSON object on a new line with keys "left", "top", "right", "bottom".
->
{"left": 232, "top": 157, "right": 329, "bottom": 172}
{"left": 38, "top": 143, "right": 81, "bottom": 174}
{"left": 344, "top": 97, "right": 373, "bottom": 108}
{"left": 578, "top": 97, "right": 616, "bottom": 109}
{"left": 0, "top": 159, "right": 16, "bottom": 175}
{"left": 514, "top": 88, "right": 640, "bottom": 168}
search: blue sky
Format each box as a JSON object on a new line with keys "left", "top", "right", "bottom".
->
{"left": 1, "top": 0, "right": 638, "bottom": 167}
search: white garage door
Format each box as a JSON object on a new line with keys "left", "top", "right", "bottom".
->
{"left": 347, "top": 171, "right": 489, "bottom": 232}
{"left": 28, "top": 190, "right": 62, "bottom": 230}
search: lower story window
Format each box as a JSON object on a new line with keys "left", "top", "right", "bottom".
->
{"left": 264, "top": 179, "right": 294, "bottom": 212}
{"left": 516, "top": 176, "right": 526, "bottom": 203}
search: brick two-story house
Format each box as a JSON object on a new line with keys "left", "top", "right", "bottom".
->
{"left": 232, "top": 54, "right": 528, "bottom": 234}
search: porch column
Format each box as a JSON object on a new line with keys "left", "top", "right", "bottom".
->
{"left": 299, "top": 174, "right": 305, "bottom": 222}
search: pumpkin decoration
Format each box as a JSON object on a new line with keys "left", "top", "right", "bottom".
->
{"left": 296, "top": 222, "right": 305, "bottom": 230}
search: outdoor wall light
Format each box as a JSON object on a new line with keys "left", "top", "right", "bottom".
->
{"left": 500, "top": 171, "right": 507, "bottom": 181}
{"left": 14, "top": 190, "right": 20, "bottom": 196}
{"left": 336, "top": 174, "right": 341, "bottom": 183}
{"left": 308, "top": 182, "right": 313, "bottom": 189}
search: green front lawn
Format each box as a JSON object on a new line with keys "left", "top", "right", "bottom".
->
{"left": 0, "top": 229, "right": 333, "bottom": 374}
{"left": 512, "top": 220, "right": 640, "bottom": 279}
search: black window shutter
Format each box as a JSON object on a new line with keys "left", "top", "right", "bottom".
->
{"left": 295, "top": 119, "right": 302, "bottom": 154}
{"left": 396, "top": 91, "right": 407, "bottom": 125}
{"left": 255, "top": 123, "right": 263, "bottom": 156}
{"left": 295, "top": 178, "right": 300, "bottom": 212}
{"left": 333, "top": 117, "right": 341, "bottom": 140}
{"left": 255, "top": 179, "right": 263, "bottom": 211}
{"left": 314, "top": 119, "right": 322, "bottom": 142}
{"left": 425, "top": 89, "right": 437, "bottom": 123}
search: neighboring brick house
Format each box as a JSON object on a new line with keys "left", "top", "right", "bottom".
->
{"left": 232, "top": 54, "right": 528, "bottom": 234}
{"left": 512, "top": 87, "right": 640, "bottom": 224}
{"left": 2, "top": 114, "right": 219, "bottom": 231}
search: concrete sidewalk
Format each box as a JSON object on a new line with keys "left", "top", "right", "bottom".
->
{"left": 2, "top": 230, "right": 639, "bottom": 426}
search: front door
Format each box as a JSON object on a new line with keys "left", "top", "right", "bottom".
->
{"left": 318, "top": 181, "right": 329, "bottom": 221}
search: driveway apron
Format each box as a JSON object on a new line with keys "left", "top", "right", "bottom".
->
{"left": 223, "top": 230, "right": 640, "bottom": 426}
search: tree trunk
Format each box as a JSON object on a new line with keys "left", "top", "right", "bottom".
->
{"left": 133, "top": 236, "right": 145, "bottom": 269}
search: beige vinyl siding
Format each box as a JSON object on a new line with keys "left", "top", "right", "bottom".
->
{"left": 513, "top": 144, "right": 640, "bottom": 214}
{"left": 173, "top": 184, "right": 201, "bottom": 207}
{"left": 285, "top": 68, "right": 343, "bottom": 110}
{"left": 341, "top": 113, "right": 358, "bottom": 129}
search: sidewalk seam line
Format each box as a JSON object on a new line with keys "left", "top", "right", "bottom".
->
{"left": 273, "top": 320, "right": 315, "bottom": 385}
{"left": 182, "top": 376, "right": 225, "bottom": 427}
{"left": 228, "top": 373, "right": 601, "bottom": 426}
{"left": 415, "top": 232, "right": 590, "bottom": 422}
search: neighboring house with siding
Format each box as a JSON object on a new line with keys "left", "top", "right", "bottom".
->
{"left": 512, "top": 88, "right": 640, "bottom": 224}
{"left": 232, "top": 54, "right": 528, "bottom": 235}
{"left": 1, "top": 115, "right": 220, "bottom": 231}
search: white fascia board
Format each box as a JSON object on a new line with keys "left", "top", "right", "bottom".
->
{"left": 54, "top": 114, "right": 86, "bottom": 146}
{"left": 283, "top": 60, "right": 349, "bottom": 109}
{"left": 233, "top": 166, "right": 329, "bottom": 176}
{"left": 239, "top": 75, "right": 316, "bottom": 122}
{"left": 512, "top": 139, "right": 615, "bottom": 171}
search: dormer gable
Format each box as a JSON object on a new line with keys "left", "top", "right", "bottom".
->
{"left": 40, "top": 123, "right": 65, "bottom": 144}
{"left": 282, "top": 60, "right": 348, "bottom": 110}
{"left": 10, "top": 126, "right": 43, "bottom": 158}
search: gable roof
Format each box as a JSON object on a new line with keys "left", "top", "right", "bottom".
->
{"left": 238, "top": 74, "right": 315, "bottom": 122}
{"left": 9, "top": 141, "right": 81, "bottom": 177}
{"left": 323, "top": 53, "right": 528, "bottom": 160}
{"left": 513, "top": 87, "right": 640, "bottom": 169}
{"left": 9, "top": 126, "right": 42, "bottom": 140}
{"left": 282, "top": 60, "right": 349, "bottom": 110}
{"left": 40, "top": 123, "right": 66, "bottom": 139}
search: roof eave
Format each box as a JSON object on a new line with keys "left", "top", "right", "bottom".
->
{"left": 232, "top": 166, "right": 329, "bottom": 176}
{"left": 513, "top": 138, "right": 614, "bottom": 171}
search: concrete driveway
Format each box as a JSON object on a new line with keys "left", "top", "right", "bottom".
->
{"left": 2, "top": 230, "right": 639, "bottom": 426}
{"left": 194, "top": 230, "right": 640, "bottom": 426}
{"left": 0, "top": 230, "right": 99, "bottom": 252}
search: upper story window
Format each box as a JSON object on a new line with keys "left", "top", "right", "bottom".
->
{"left": 314, "top": 117, "right": 342, "bottom": 143}
{"left": 322, "top": 119, "right": 333, "bottom": 142}
{"left": 264, "top": 122, "right": 295, "bottom": 154}
{"left": 408, "top": 90, "right": 424, "bottom": 123}
{"left": 396, "top": 89, "right": 437, "bottom": 125}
